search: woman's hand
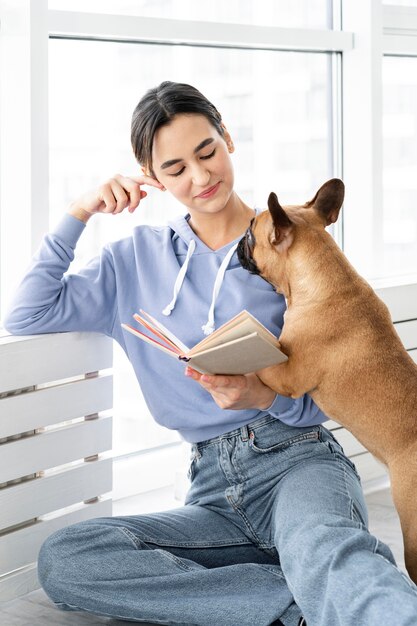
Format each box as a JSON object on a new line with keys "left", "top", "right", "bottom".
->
{"left": 68, "top": 173, "right": 165, "bottom": 223}
{"left": 185, "top": 367, "right": 276, "bottom": 411}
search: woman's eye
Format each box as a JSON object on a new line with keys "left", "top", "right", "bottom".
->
{"left": 170, "top": 149, "right": 216, "bottom": 177}
{"left": 201, "top": 148, "right": 216, "bottom": 160}
{"left": 171, "top": 167, "right": 185, "bottom": 177}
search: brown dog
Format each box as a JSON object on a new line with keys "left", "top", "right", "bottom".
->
{"left": 237, "top": 178, "right": 417, "bottom": 583}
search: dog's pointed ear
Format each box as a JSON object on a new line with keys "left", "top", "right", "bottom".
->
{"left": 306, "top": 178, "right": 345, "bottom": 226}
{"left": 268, "top": 192, "right": 294, "bottom": 251}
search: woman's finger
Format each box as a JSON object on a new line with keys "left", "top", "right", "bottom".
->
{"left": 100, "top": 185, "right": 117, "bottom": 213}
{"left": 113, "top": 174, "right": 164, "bottom": 213}
{"left": 109, "top": 179, "right": 130, "bottom": 214}
{"left": 129, "top": 174, "right": 166, "bottom": 191}
{"left": 113, "top": 175, "right": 146, "bottom": 212}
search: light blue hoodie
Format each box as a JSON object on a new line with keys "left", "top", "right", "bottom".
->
{"left": 3, "top": 211, "right": 327, "bottom": 442}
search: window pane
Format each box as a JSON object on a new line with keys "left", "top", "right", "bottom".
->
{"left": 49, "top": 38, "right": 333, "bottom": 456}
{"left": 382, "top": 56, "right": 417, "bottom": 281}
{"left": 48, "top": 0, "right": 334, "bottom": 29}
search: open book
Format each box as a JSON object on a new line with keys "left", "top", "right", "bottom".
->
{"left": 121, "top": 310, "right": 287, "bottom": 375}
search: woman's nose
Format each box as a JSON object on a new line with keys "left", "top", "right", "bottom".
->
{"left": 191, "top": 163, "right": 211, "bottom": 187}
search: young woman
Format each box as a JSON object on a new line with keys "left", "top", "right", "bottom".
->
{"left": 4, "top": 81, "right": 417, "bottom": 626}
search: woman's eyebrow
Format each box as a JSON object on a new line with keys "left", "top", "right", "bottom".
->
{"left": 160, "top": 138, "right": 215, "bottom": 170}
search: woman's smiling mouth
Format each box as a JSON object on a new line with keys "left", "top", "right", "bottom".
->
{"left": 195, "top": 182, "right": 221, "bottom": 199}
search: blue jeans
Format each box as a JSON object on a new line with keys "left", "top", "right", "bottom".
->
{"left": 38, "top": 415, "right": 417, "bottom": 625}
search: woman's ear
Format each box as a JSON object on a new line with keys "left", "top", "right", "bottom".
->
{"left": 141, "top": 165, "right": 161, "bottom": 182}
{"left": 220, "top": 123, "right": 235, "bottom": 153}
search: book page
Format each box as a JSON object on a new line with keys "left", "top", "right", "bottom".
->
{"left": 121, "top": 323, "right": 182, "bottom": 359}
{"left": 188, "top": 332, "right": 287, "bottom": 375}
{"left": 189, "top": 310, "right": 278, "bottom": 356}
{"left": 133, "top": 313, "right": 182, "bottom": 353}
{"left": 138, "top": 310, "right": 190, "bottom": 353}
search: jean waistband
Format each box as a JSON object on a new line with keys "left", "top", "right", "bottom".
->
{"left": 194, "top": 414, "right": 291, "bottom": 451}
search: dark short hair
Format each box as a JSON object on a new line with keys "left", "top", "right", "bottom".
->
{"left": 131, "top": 81, "right": 225, "bottom": 176}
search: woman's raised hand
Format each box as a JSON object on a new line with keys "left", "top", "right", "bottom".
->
{"left": 68, "top": 174, "right": 165, "bottom": 223}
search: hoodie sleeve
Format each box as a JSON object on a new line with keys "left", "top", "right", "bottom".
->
{"left": 3, "top": 214, "right": 117, "bottom": 337}
{"left": 265, "top": 392, "right": 328, "bottom": 426}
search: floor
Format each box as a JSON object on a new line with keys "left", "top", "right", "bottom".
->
{"left": 0, "top": 486, "right": 406, "bottom": 625}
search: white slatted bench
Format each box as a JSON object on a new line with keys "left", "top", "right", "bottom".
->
{"left": 0, "top": 332, "right": 113, "bottom": 602}
{"left": 326, "top": 281, "right": 417, "bottom": 492}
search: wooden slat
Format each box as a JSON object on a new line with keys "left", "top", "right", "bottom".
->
{"left": 351, "top": 451, "right": 389, "bottom": 484}
{"left": 0, "top": 416, "right": 112, "bottom": 484}
{"left": 0, "top": 564, "right": 38, "bottom": 604}
{"left": 0, "top": 332, "right": 112, "bottom": 393}
{"left": 330, "top": 427, "right": 367, "bottom": 457}
{"left": 394, "top": 319, "right": 417, "bottom": 351}
{"left": 0, "top": 457, "right": 112, "bottom": 530}
{"left": 0, "top": 374, "right": 112, "bottom": 438}
{"left": 0, "top": 498, "right": 112, "bottom": 581}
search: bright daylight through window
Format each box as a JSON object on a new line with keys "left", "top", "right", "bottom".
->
{"left": 49, "top": 38, "right": 333, "bottom": 459}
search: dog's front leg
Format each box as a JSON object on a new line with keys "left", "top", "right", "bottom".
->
{"left": 257, "top": 357, "right": 319, "bottom": 399}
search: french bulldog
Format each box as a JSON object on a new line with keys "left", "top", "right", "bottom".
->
{"left": 237, "top": 178, "right": 417, "bottom": 583}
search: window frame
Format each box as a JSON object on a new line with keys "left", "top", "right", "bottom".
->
{"left": 341, "top": 1, "right": 417, "bottom": 278}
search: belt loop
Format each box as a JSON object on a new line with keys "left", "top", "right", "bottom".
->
{"left": 191, "top": 443, "right": 202, "bottom": 459}
{"left": 240, "top": 424, "right": 249, "bottom": 442}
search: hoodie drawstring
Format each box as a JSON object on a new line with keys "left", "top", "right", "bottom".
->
{"left": 162, "top": 239, "right": 196, "bottom": 316}
{"left": 162, "top": 239, "right": 239, "bottom": 336}
{"left": 201, "top": 242, "right": 239, "bottom": 336}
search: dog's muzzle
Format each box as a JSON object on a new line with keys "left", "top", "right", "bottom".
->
{"left": 237, "top": 218, "right": 261, "bottom": 275}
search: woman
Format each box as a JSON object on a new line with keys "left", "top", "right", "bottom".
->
{"left": 4, "top": 81, "right": 417, "bottom": 626}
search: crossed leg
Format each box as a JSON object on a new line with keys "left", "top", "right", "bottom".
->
{"left": 38, "top": 503, "right": 302, "bottom": 626}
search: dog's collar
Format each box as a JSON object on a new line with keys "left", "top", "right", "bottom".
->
{"left": 237, "top": 218, "right": 262, "bottom": 276}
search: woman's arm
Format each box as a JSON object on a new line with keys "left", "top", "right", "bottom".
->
{"left": 3, "top": 174, "right": 164, "bottom": 336}
{"left": 185, "top": 367, "right": 328, "bottom": 425}
{"left": 3, "top": 222, "right": 116, "bottom": 336}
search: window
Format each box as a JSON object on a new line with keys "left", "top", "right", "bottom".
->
{"left": 382, "top": 56, "right": 417, "bottom": 280}
{"left": 49, "top": 37, "right": 335, "bottom": 462}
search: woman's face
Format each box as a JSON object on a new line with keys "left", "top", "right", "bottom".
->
{"left": 150, "top": 113, "right": 235, "bottom": 215}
